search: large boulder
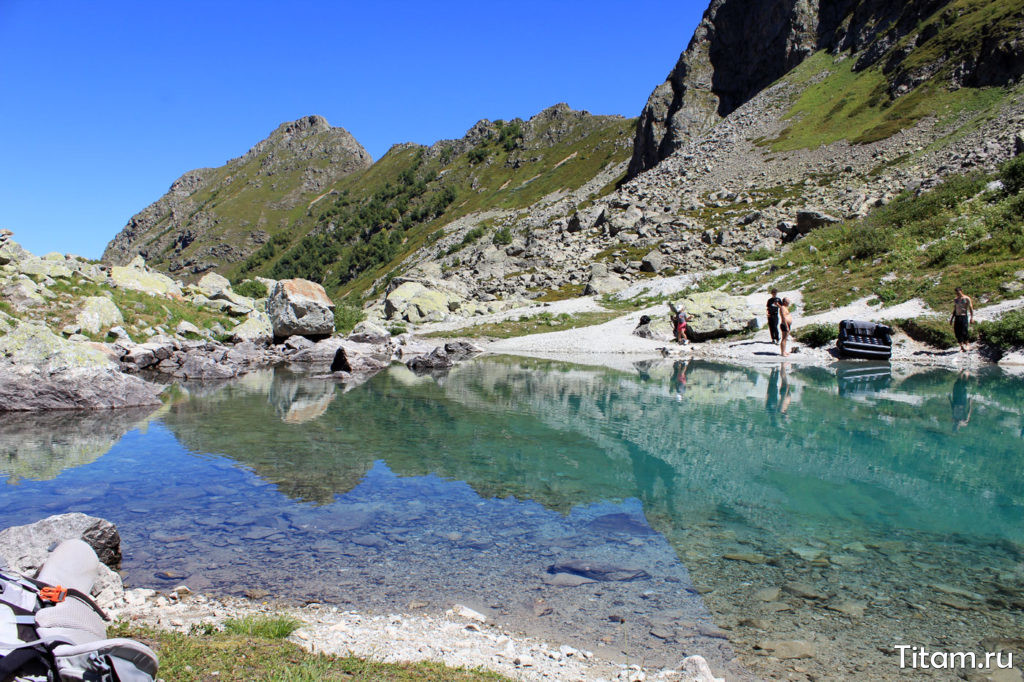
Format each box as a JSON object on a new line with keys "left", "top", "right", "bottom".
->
{"left": 2, "top": 277, "right": 49, "bottom": 310}
{"left": 406, "top": 341, "right": 482, "bottom": 373}
{"left": 109, "top": 258, "right": 182, "bottom": 297}
{"left": 0, "top": 514, "right": 125, "bottom": 608}
{"left": 0, "top": 322, "right": 162, "bottom": 410}
{"left": 76, "top": 296, "right": 124, "bottom": 335}
{"left": 672, "top": 292, "right": 757, "bottom": 341}
{"left": 583, "top": 262, "right": 627, "bottom": 296}
{"left": 0, "top": 238, "right": 29, "bottom": 266}
{"left": 231, "top": 311, "right": 274, "bottom": 345}
{"left": 780, "top": 210, "right": 841, "bottom": 242}
{"left": 196, "top": 272, "right": 232, "bottom": 298}
{"left": 640, "top": 249, "right": 667, "bottom": 273}
{"left": 267, "top": 279, "right": 335, "bottom": 338}
{"left": 19, "top": 256, "right": 73, "bottom": 280}
{"left": 0, "top": 322, "right": 114, "bottom": 372}
{"left": 384, "top": 281, "right": 462, "bottom": 323}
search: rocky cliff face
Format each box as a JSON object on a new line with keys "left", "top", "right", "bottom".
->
{"left": 628, "top": 0, "right": 1024, "bottom": 177}
{"left": 103, "top": 116, "right": 372, "bottom": 276}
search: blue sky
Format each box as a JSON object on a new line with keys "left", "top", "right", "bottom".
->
{"left": 0, "top": 1, "right": 704, "bottom": 259}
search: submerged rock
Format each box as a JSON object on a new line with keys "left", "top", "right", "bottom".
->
{"left": 548, "top": 559, "right": 650, "bottom": 582}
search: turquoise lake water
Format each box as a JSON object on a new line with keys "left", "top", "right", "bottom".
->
{"left": 1, "top": 357, "right": 1021, "bottom": 678}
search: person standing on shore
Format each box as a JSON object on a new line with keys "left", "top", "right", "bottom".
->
{"left": 766, "top": 288, "right": 782, "bottom": 344}
{"left": 949, "top": 287, "right": 974, "bottom": 352}
{"left": 779, "top": 298, "right": 794, "bottom": 357}
{"left": 669, "top": 302, "right": 692, "bottom": 345}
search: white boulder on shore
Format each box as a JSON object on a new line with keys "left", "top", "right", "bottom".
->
{"left": 267, "top": 278, "right": 335, "bottom": 338}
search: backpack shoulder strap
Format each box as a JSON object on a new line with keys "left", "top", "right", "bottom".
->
{"left": 0, "top": 644, "right": 57, "bottom": 680}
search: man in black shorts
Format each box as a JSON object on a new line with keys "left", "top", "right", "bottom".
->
{"left": 766, "top": 289, "right": 782, "bottom": 344}
{"left": 949, "top": 287, "right": 974, "bottom": 352}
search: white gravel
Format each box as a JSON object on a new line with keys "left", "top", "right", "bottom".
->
{"left": 114, "top": 589, "right": 720, "bottom": 682}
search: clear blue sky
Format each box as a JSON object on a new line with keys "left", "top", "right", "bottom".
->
{"left": 0, "top": 1, "right": 704, "bottom": 259}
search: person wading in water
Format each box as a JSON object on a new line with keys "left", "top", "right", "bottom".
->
{"left": 949, "top": 287, "right": 975, "bottom": 352}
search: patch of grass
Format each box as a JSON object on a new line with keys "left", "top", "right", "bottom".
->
{"left": 769, "top": 43, "right": 1011, "bottom": 151}
{"left": 223, "top": 615, "right": 301, "bottom": 639}
{"left": 109, "top": 622, "right": 510, "bottom": 682}
{"left": 334, "top": 303, "right": 366, "bottom": 335}
{"left": 794, "top": 323, "right": 838, "bottom": 348}
{"left": 532, "top": 283, "right": 586, "bottom": 302}
{"left": 234, "top": 279, "right": 268, "bottom": 299}
{"left": 978, "top": 309, "right": 1024, "bottom": 350}
{"left": 896, "top": 316, "right": 961, "bottom": 349}
{"left": 492, "top": 226, "right": 513, "bottom": 246}
{"left": 424, "top": 311, "right": 619, "bottom": 339}
{"left": 743, "top": 248, "right": 775, "bottom": 261}
{"left": 45, "top": 277, "right": 234, "bottom": 343}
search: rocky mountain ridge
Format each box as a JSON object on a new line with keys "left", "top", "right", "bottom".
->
{"left": 628, "top": 0, "right": 1024, "bottom": 176}
{"left": 104, "top": 105, "right": 634, "bottom": 294}
{"left": 103, "top": 116, "right": 372, "bottom": 275}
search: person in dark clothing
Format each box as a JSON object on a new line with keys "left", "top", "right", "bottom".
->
{"left": 949, "top": 287, "right": 974, "bottom": 352}
{"left": 766, "top": 289, "right": 782, "bottom": 344}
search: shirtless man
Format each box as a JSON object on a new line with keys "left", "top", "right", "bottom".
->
{"left": 949, "top": 287, "right": 975, "bottom": 352}
{"left": 779, "top": 298, "right": 794, "bottom": 357}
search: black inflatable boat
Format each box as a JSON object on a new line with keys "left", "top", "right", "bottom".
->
{"left": 836, "top": 319, "right": 893, "bottom": 360}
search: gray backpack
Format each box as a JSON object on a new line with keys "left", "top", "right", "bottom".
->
{"left": 0, "top": 539, "right": 158, "bottom": 681}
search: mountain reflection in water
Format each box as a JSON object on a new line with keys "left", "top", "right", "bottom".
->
{"left": 0, "top": 357, "right": 1021, "bottom": 679}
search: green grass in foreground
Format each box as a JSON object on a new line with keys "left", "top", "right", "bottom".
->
{"left": 423, "top": 311, "right": 619, "bottom": 339}
{"left": 111, "top": 621, "right": 511, "bottom": 682}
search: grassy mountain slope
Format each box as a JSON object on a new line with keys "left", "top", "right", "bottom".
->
{"left": 103, "top": 116, "right": 372, "bottom": 275}
{"left": 233, "top": 107, "right": 635, "bottom": 301}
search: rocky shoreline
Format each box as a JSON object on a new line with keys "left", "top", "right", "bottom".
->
{"left": 0, "top": 514, "right": 723, "bottom": 682}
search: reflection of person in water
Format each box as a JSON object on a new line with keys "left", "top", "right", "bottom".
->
{"left": 765, "top": 363, "right": 792, "bottom": 417}
{"left": 671, "top": 359, "right": 689, "bottom": 401}
{"left": 950, "top": 369, "right": 973, "bottom": 431}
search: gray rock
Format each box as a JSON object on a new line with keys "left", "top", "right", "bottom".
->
{"left": 76, "top": 297, "right": 124, "bottom": 335}
{"left": 756, "top": 639, "right": 815, "bottom": 660}
{"left": 0, "top": 514, "right": 125, "bottom": 609}
{"left": 0, "top": 513, "right": 122, "bottom": 569}
{"left": 548, "top": 559, "right": 650, "bottom": 582}
{"left": 267, "top": 278, "right": 335, "bottom": 338}
{"left": 671, "top": 293, "right": 757, "bottom": 341}
{"left": 789, "top": 210, "right": 840, "bottom": 241}
{"left": 640, "top": 249, "right": 666, "bottom": 273}
{"left": 231, "top": 311, "right": 273, "bottom": 345}
{"left": 173, "top": 350, "right": 238, "bottom": 380}
{"left": 175, "top": 320, "right": 202, "bottom": 337}
{"left": 349, "top": 320, "right": 391, "bottom": 344}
